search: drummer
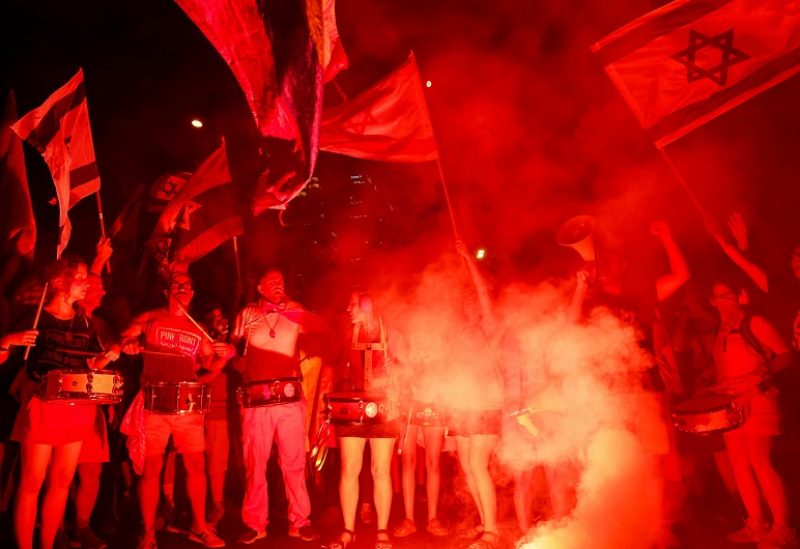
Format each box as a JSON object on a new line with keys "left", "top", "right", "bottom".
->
{"left": 1, "top": 256, "right": 119, "bottom": 549}
{"left": 120, "top": 271, "right": 231, "bottom": 549}
{"left": 327, "top": 291, "right": 404, "bottom": 549}
{"left": 708, "top": 278, "right": 796, "bottom": 546}
{"left": 230, "top": 267, "right": 319, "bottom": 544}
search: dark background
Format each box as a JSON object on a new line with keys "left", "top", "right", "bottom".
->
{"left": 2, "top": 0, "right": 799, "bottom": 314}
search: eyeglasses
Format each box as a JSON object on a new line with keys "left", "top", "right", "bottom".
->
{"left": 170, "top": 282, "right": 193, "bottom": 290}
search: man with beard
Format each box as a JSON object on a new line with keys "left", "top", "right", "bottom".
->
{"left": 231, "top": 268, "right": 319, "bottom": 544}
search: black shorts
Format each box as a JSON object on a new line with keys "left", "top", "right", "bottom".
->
{"left": 448, "top": 409, "right": 502, "bottom": 436}
{"left": 335, "top": 419, "right": 400, "bottom": 439}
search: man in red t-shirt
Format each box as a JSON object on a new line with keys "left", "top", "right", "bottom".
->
{"left": 121, "top": 272, "right": 232, "bottom": 549}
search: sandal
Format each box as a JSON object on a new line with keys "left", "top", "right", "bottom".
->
{"left": 458, "top": 523, "right": 484, "bottom": 540}
{"left": 466, "top": 531, "right": 500, "bottom": 549}
{"left": 392, "top": 518, "right": 417, "bottom": 538}
{"left": 376, "top": 529, "right": 393, "bottom": 549}
{"left": 326, "top": 529, "right": 355, "bottom": 549}
{"left": 426, "top": 518, "right": 448, "bottom": 536}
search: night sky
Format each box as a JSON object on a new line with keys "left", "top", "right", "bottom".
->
{"left": 3, "top": 0, "right": 800, "bottom": 310}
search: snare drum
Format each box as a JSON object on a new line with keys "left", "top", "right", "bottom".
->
{"left": 324, "top": 392, "right": 395, "bottom": 425}
{"left": 406, "top": 402, "right": 447, "bottom": 427}
{"left": 238, "top": 377, "right": 302, "bottom": 407}
{"left": 671, "top": 393, "right": 748, "bottom": 434}
{"left": 39, "top": 369, "right": 123, "bottom": 404}
{"left": 143, "top": 382, "right": 209, "bottom": 415}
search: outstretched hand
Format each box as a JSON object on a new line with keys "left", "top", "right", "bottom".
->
{"left": 455, "top": 239, "right": 471, "bottom": 260}
{"left": 727, "top": 212, "right": 749, "bottom": 251}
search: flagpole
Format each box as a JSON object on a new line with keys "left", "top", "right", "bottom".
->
{"left": 656, "top": 147, "right": 715, "bottom": 228}
{"left": 23, "top": 282, "right": 48, "bottom": 361}
{"left": 232, "top": 236, "right": 244, "bottom": 308}
{"left": 435, "top": 158, "right": 460, "bottom": 239}
{"left": 95, "top": 192, "right": 112, "bottom": 274}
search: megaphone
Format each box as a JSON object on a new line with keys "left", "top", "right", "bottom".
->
{"left": 556, "top": 215, "right": 596, "bottom": 262}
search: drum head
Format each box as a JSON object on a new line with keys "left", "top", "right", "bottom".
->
{"left": 673, "top": 394, "right": 734, "bottom": 413}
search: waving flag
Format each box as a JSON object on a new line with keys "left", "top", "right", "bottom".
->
{"left": 592, "top": 0, "right": 800, "bottom": 147}
{"left": 307, "top": 0, "right": 349, "bottom": 83}
{"left": 319, "top": 52, "right": 439, "bottom": 162}
{"left": 11, "top": 69, "right": 101, "bottom": 256}
{"left": 0, "top": 91, "right": 36, "bottom": 258}
{"left": 154, "top": 141, "right": 243, "bottom": 263}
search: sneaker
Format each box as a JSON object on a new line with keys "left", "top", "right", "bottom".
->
{"left": 136, "top": 531, "right": 158, "bottom": 549}
{"left": 426, "top": 518, "right": 448, "bottom": 537}
{"left": 760, "top": 525, "right": 799, "bottom": 548}
{"left": 288, "top": 524, "right": 320, "bottom": 541}
{"left": 392, "top": 518, "right": 417, "bottom": 538}
{"left": 71, "top": 526, "right": 108, "bottom": 549}
{"left": 237, "top": 528, "right": 266, "bottom": 545}
{"left": 189, "top": 528, "right": 226, "bottom": 548}
{"left": 728, "top": 520, "right": 770, "bottom": 543}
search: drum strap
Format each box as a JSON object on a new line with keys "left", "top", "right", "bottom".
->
{"left": 351, "top": 320, "right": 386, "bottom": 390}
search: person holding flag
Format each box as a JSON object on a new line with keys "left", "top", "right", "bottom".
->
{"left": 2, "top": 256, "right": 119, "bottom": 549}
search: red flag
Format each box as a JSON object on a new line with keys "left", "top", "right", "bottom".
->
{"left": 0, "top": 91, "right": 36, "bottom": 258}
{"left": 592, "top": 0, "right": 800, "bottom": 147}
{"left": 173, "top": 0, "right": 278, "bottom": 136}
{"left": 175, "top": 0, "right": 324, "bottom": 212}
{"left": 171, "top": 185, "right": 244, "bottom": 263}
{"left": 147, "top": 171, "right": 191, "bottom": 214}
{"left": 307, "top": 0, "right": 349, "bottom": 83}
{"left": 174, "top": 0, "right": 323, "bottom": 159}
{"left": 319, "top": 52, "right": 439, "bottom": 162}
{"left": 157, "top": 142, "right": 232, "bottom": 234}
{"left": 154, "top": 141, "right": 243, "bottom": 263}
{"left": 109, "top": 183, "right": 145, "bottom": 242}
{"left": 11, "top": 69, "right": 101, "bottom": 256}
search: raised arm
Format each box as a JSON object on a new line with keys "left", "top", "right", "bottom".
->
{"left": 90, "top": 237, "right": 113, "bottom": 275}
{"left": 650, "top": 220, "right": 690, "bottom": 302}
{"left": 455, "top": 240, "right": 495, "bottom": 328}
{"left": 707, "top": 213, "right": 768, "bottom": 293}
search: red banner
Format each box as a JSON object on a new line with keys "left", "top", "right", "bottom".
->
{"left": 319, "top": 52, "right": 439, "bottom": 162}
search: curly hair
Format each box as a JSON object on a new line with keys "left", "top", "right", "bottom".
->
{"left": 45, "top": 254, "right": 87, "bottom": 298}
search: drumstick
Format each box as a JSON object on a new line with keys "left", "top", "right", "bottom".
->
{"left": 174, "top": 302, "right": 214, "bottom": 343}
{"left": 23, "top": 282, "right": 49, "bottom": 361}
{"left": 397, "top": 404, "right": 413, "bottom": 456}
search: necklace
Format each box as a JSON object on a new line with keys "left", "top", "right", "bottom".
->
{"left": 264, "top": 311, "right": 280, "bottom": 338}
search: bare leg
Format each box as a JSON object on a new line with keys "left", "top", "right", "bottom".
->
{"left": 456, "top": 436, "right": 483, "bottom": 526}
{"left": 139, "top": 455, "right": 164, "bottom": 535}
{"left": 75, "top": 462, "right": 102, "bottom": 528}
{"left": 40, "top": 442, "right": 82, "bottom": 549}
{"left": 400, "top": 425, "right": 418, "bottom": 521}
{"left": 513, "top": 469, "right": 535, "bottom": 531}
{"left": 723, "top": 431, "right": 765, "bottom": 524}
{"left": 746, "top": 435, "right": 789, "bottom": 526}
{"left": 182, "top": 451, "right": 209, "bottom": 532}
{"left": 15, "top": 443, "right": 52, "bottom": 549}
{"left": 370, "top": 438, "right": 396, "bottom": 531}
{"left": 468, "top": 435, "right": 498, "bottom": 536}
{"left": 422, "top": 426, "right": 444, "bottom": 522}
{"left": 339, "top": 437, "right": 367, "bottom": 532}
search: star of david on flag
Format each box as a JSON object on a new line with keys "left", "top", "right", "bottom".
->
{"left": 592, "top": 0, "right": 800, "bottom": 147}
